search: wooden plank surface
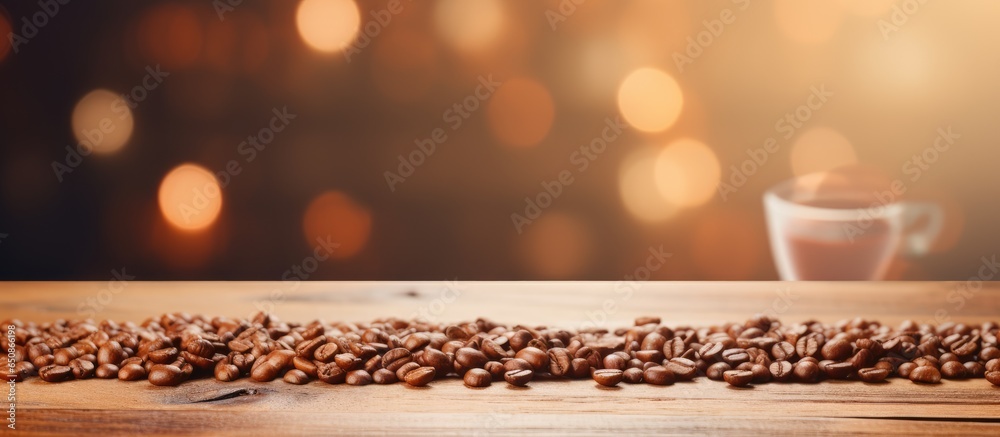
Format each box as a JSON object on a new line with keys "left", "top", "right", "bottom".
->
{"left": 2, "top": 281, "right": 999, "bottom": 436}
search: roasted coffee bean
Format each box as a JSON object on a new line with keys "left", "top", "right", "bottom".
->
{"left": 857, "top": 367, "right": 889, "bottom": 383}
{"left": 821, "top": 339, "right": 851, "bottom": 361}
{"left": 909, "top": 365, "right": 942, "bottom": 384}
{"left": 987, "top": 359, "right": 1000, "bottom": 373}
{"left": 771, "top": 341, "right": 796, "bottom": 361}
{"left": 823, "top": 362, "right": 855, "bottom": 380}
{"left": 334, "top": 353, "right": 362, "bottom": 372}
{"left": 419, "top": 348, "right": 452, "bottom": 375}
{"left": 395, "top": 361, "right": 420, "bottom": 381}
{"left": 665, "top": 358, "right": 697, "bottom": 381}
{"left": 796, "top": 336, "right": 820, "bottom": 358}
{"left": 185, "top": 339, "right": 215, "bottom": 358}
{"left": 481, "top": 339, "right": 507, "bottom": 360}
{"left": 897, "top": 362, "right": 918, "bottom": 378}
{"left": 769, "top": 361, "right": 793, "bottom": 382}
{"left": 317, "top": 363, "right": 346, "bottom": 384}
{"left": 346, "top": 370, "right": 372, "bottom": 386}
{"left": 456, "top": 347, "right": 488, "bottom": 369}
{"left": 592, "top": 369, "right": 624, "bottom": 387}
{"left": 721, "top": 348, "right": 750, "bottom": 366}
{"left": 706, "top": 362, "right": 732, "bottom": 381}
{"left": 313, "top": 343, "right": 339, "bottom": 363}
{"left": 69, "top": 358, "right": 95, "bottom": 379}
{"left": 698, "top": 342, "right": 724, "bottom": 361}
{"left": 515, "top": 347, "right": 549, "bottom": 371}
{"left": 39, "top": 365, "right": 73, "bottom": 382}
{"left": 640, "top": 332, "right": 667, "bottom": 352}
{"left": 484, "top": 361, "right": 505, "bottom": 381}
{"left": 95, "top": 363, "right": 118, "bottom": 379}
{"left": 986, "top": 370, "right": 1000, "bottom": 386}
{"left": 148, "top": 347, "right": 179, "bottom": 364}
{"left": 284, "top": 369, "right": 310, "bottom": 385}
{"left": 623, "top": 367, "right": 644, "bottom": 384}
{"left": 570, "top": 358, "right": 591, "bottom": 379}
{"left": 381, "top": 347, "right": 412, "bottom": 372}
{"left": 941, "top": 361, "right": 967, "bottom": 379}
{"left": 215, "top": 360, "right": 241, "bottom": 382}
{"left": 794, "top": 361, "right": 820, "bottom": 383}
{"left": 463, "top": 368, "right": 492, "bottom": 388}
{"left": 965, "top": 361, "right": 985, "bottom": 378}
{"left": 372, "top": 368, "right": 398, "bottom": 384}
{"left": 750, "top": 364, "right": 770, "bottom": 383}
{"left": 504, "top": 369, "right": 533, "bottom": 386}
{"left": 547, "top": 348, "right": 572, "bottom": 376}
{"left": 148, "top": 364, "right": 186, "bottom": 386}
{"left": 643, "top": 366, "right": 675, "bottom": 385}
{"left": 53, "top": 347, "right": 81, "bottom": 366}
{"left": 96, "top": 341, "right": 126, "bottom": 366}
{"left": 403, "top": 366, "right": 436, "bottom": 387}
{"left": 118, "top": 363, "right": 146, "bottom": 381}
{"left": 723, "top": 370, "right": 753, "bottom": 387}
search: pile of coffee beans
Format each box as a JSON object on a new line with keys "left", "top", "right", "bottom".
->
{"left": 5, "top": 313, "right": 1000, "bottom": 389}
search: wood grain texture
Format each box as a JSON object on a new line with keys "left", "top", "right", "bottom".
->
{"left": 3, "top": 281, "right": 999, "bottom": 436}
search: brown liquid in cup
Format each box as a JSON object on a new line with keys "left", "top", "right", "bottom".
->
{"left": 784, "top": 199, "right": 896, "bottom": 280}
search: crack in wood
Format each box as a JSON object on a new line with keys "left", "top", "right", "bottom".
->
{"left": 847, "top": 416, "right": 1000, "bottom": 424}
{"left": 188, "top": 387, "right": 262, "bottom": 404}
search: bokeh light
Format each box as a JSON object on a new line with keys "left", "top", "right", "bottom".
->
{"left": 616, "top": 1, "right": 692, "bottom": 65}
{"left": 617, "top": 68, "right": 684, "bottom": 133}
{"left": 838, "top": 0, "right": 896, "bottom": 16}
{"left": 158, "top": 164, "right": 224, "bottom": 232}
{"left": 71, "top": 89, "right": 134, "bottom": 154}
{"left": 487, "top": 77, "right": 555, "bottom": 148}
{"left": 137, "top": 3, "right": 203, "bottom": 69}
{"left": 519, "top": 212, "right": 593, "bottom": 278}
{"left": 790, "top": 127, "right": 858, "bottom": 176}
{"left": 296, "top": 0, "right": 360, "bottom": 53}
{"left": 654, "top": 139, "right": 721, "bottom": 208}
{"left": 773, "top": 0, "right": 844, "bottom": 45}
{"left": 434, "top": 0, "right": 504, "bottom": 53}
{"left": 619, "top": 146, "right": 679, "bottom": 222}
{"left": 302, "top": 191, "right": 372, "bottom": 259}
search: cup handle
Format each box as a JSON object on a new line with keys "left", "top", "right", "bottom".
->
{"left": 898, "top": 201, "right": 944, "bottom": 257}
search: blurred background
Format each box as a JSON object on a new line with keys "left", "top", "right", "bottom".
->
{"left": 0, "top": 0, "right": 997, "bottom": 280}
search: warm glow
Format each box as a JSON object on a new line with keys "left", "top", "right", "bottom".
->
{"left": 372, "top": 27, "right": 439, "bottom": 103}
{"left": 520, "top": 212, "right": 593, "bottom": 279}
{"left": 617, "top": 68, "right": 684, "bottom": 133}
{"left": 138, "top": 4, "right": 203, "bottom": 69}
{"left": 654, "top": 139, "right": 721, "bottom": 208}
{"left": 158, "top": 164, "right": 223, "bottom": 232}
{"left": 692, "top": 210, "right": 762, "bottom": 279}
{"left": 838, "top": 0, "right": 896, "bottom": 16}
{"left": 71, "top": 89, "right": 134, "bottom": 154}
{"left": 619, "top": 146, "right": 678, "bottom": 222}
{"left": 616, "top": 1, "right": 692, "bottom": 65}
{"left": 296, "top": 0, "right": 360, "bottom": 53}
{"left": 487, "top": 77, "right": 555, "bottom": 148}
{"left": 0, "top": 14, "right": 11, "bottom": 62}
{"left": 790, "top": 127, "right": 858, "bottom": 176}
{"left": 773, "top": 0, "right": 844, "bottom": 45}
{"left": 434, "top": 0, "right": 504, "bottom": 52}
{"left": 302, "top": 191, "right": 371, "bottom": 259}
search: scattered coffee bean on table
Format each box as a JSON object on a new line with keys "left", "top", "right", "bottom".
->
{"left": 3, "top": 314, "right": 998, "bottom": 390}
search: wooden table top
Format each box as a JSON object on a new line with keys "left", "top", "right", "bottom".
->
{"left": 3, "top": 281, "right": 999, "bottom": 436}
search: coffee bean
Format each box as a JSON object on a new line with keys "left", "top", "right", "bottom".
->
{"left": 940, "top": 361, "right": 966, "bottom": 379}
{"left": 419, "top": 348, "right": 453, "bottom": 376}
{"left": 147, "top": 347, "right": 179, "bottom": 364}
{"left": 964, "top": 361, "right": 985, "bottom": 378}
{"left": 547, "top": 348, "right": 572, "bottom": 376}
{"left": 706, "top": 362, "right": 732, "bottom": 380}
{"left": 39, "top": 365, "right": 73, "bottom": 382}
{"left": 514, "top": 347, "right": 548, "bottom": 371}
{"left": 602, "top": 353, "right": 626, "bottom": 371}
{"left": 794, "top": 361, "right": 819, "bottom": 383}
{"left": 635, "top": 316, "right": 660, "bottom": 326}
{"left": 823, "top": 362, "right": 855, "bottom": 380}
{"left": 313, "top": 343, "right": 339, "bottom": 363}
{"left": 346, "top": 370, "right": 372, "bottom": 386}
{"left": 96, "top": 341, "right": 125, "bottom": 366}
{"left": 69, "top": 358, "right": 95, "bottom": 379}
{"left": 570, "top": 358, "right": 591, "bottom": 379}
{"left": 857, "top": 367, "right": 889, "bottom": 383}
{"left": 897, "top": 362, "right": 917, "bottom": 378}
{"left": 381, "top": 347, "right": 412, "bottom": 372}
{"left": 821, "top": 339, "right": 851, "bottom": 361}
{"left": 795, "top": 336, "right": 820, "bottom": 358}
{"left": 283, "top": 369, "right": 310, "bottom": 385}
{"left": 909, "top": 365, "right": 941, "bottom": 384}
{"left": 750, "top": 364, "right": 770, "bottom": 383}
{"left": 484, "top": 361, "right": 505, "bottom": 381}
{"left": 215, "top": 361, "right": 241, "bottom": 382}
{"left": 118, "top": 363, "right": 146, "bottom": 381}
{"left": 592, "top": 369, "right": 624, "bottom": 387}
{"left": 317, "top": 363, "right": 346, "bottom": 384}
{"left": 504, "top": 369, "right": 533, "bottom": 387}
{"left": 404, "top": 366, "right": 436, "bottom": 387}
{"left": 642, "top": 366, "right": 675, "bottom": 385}
{"left": 185, "top": 339, "right": 215, "bottom": 358}
{"left": 987, "top": 359, "right": 1000, "bottom": 373}
{"left": 665, "top": 358, "right": 697, "bottom": 381}
{"left": 986, "top": 370, "right": 1000, "bottom": 386}
{"left": 481, "top": 339, "right": 507, "bottom": 360}
{"left": 53, "top": 347, "right": 81, "bottom": 366}
{"left": 721, "top": 348, "right": 750, "bottom": 366}
{"left": 463, "top": 368, "right": 492, "bottom": 388}
{"left": 373, "top": 368, "right": 398, "bottom": 384}
{"left": 769, "top": 361, "right": 793, "bottom": 382}
{"left": 148, "top": 364, "right": 186, "bottom": 386}
{"left": 771, "top": 341, "right": 796, "bottom": 361}
{"left": 394, "top": 361, "right": 420, "bottom": 381}
{"left": 723, "top": 370, "right": 753, "bottom": 387}
{"left": 334, "top": 353, "right": 362, "bottom": 372}
{"left": 95, "top": 363, "right": 118, "bottom": 379}
{"left": 454, "top": 347, "right": 487, "bottom": 369}
{"left": 623, "top": 367, "right": 643, "bottom": 384}
{"left": 698, "top": 342, "right": 724, "bottom": 361}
